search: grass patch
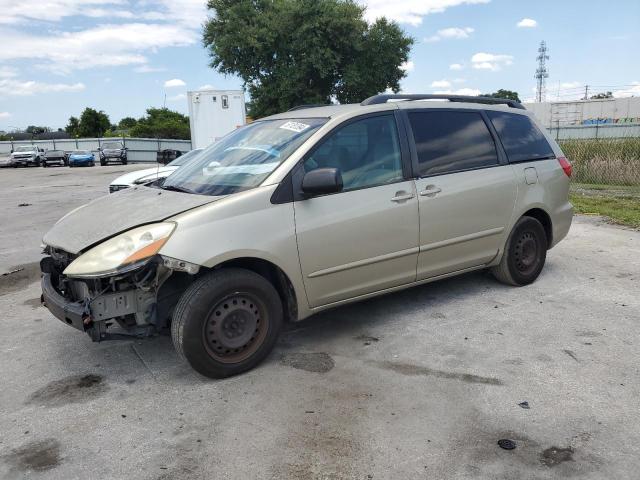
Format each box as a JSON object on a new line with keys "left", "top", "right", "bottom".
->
{"left": 570, "top": 192, "right": 640, "bottom": 229}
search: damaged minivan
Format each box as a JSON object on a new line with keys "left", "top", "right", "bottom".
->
{"left": 41, "top": 94, "right": 573, "bottom": 378}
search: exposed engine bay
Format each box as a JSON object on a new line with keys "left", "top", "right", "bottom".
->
{"left": 41, "top": 247, "right": 193, "bottom": 342}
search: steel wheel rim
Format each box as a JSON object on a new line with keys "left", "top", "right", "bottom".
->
{"left": 202, "top": 292, "right": 269, "bottom": 364}
{"left": 514, "top": 231, "right": 539, "bottom": 275}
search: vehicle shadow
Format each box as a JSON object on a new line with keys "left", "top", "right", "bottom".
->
{"left": 44, "top": 269, "right": 507, "bottom": 383}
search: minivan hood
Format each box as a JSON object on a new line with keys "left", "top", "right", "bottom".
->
{"left": 43, "top": 186, "right": 223, "bottom": 254}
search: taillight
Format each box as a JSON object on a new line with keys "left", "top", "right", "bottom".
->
{"left": 558, "top": 156, "right": 572, "bottom": 177}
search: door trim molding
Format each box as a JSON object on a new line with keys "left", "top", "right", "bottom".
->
{"left": 308, "top": 246, "right": 419, "bottom": 278}
{"left": 419, "top": 227, "right": 504, "bottom": 253}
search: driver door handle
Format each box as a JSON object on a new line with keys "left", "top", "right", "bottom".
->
{"left": 419, "top": 185, "right": 442, "bottom": 197}
{"left": 390, "top": 192, "right": 415, "bottom": 203}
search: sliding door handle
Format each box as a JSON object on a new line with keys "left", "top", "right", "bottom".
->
{"left": 419, "top": 185, "right": 442, "bottom": 197}
{"left": 390, "top": 192, "right": 415, "bottom": 203}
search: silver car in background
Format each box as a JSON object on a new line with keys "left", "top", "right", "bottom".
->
{"left": 109, "top": 148, "right": 204, "bottom": 193}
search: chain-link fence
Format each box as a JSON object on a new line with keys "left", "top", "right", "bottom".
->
{"left": 559, "top": 136, "right": 640, "bottom": 188}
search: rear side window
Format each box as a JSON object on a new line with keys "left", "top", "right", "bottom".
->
{"left": 408, "top": 111, "right": 498, "bottom": 177}
{"left": 487, "top": 111, "right": 554, "bottom": 163}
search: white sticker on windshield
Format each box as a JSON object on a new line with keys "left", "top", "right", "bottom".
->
{"left": 279, "top": 121, "right": 310, "bottom": 133}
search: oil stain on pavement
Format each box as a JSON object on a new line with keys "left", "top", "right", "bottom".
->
{"left": 371, "top": 360, "right": 504, "bottom": 385}
{"left": 280, "top": 352, "right": 335, "bottom": 373}
{"left": 540, "top": 446, "right": 575, "bottom": 467}
{"left": 26, "top": 374, "right": 108, "bottom": 407}
{"left": 2, "top": 438, "right": 62, "bottom": 474}
{"left": 0, "top": 262, "right": 40, "bottom": 296}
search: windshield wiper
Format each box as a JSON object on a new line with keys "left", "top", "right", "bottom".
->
{"left": 160, "top": 184, "right": 195, "bottom": 194}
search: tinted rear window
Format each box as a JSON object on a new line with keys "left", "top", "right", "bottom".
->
{"left": 408, "top": 110, "right": 499, "bottom": 177}
{"left": 487, "top": 111, "right": 554, "bottom": 163}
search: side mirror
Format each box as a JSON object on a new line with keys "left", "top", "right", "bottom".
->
{"left": 302, "top": 168, "right": 343, "bottom": 196}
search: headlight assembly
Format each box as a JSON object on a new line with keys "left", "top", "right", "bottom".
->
{"left": 63, "top": 222, "right": 176, "bottom": 278}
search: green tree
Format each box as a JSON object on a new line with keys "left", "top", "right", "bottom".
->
{"left": 25, "top": 125, "right": 50, "bottom": 135}
{"left": 590, "top": 91, "right": 613, "bottom": 99}
{"left": 77, "top": 108, "right": 111, "bottom": 137}
{"left": 130, "top": 108, "right": 190, "bottom": 139}
{"left": 481, "top": 89, "right": 521, "bottom": 102}
{"left": 203, "top": 0, "right": 413, "bottom": 117}
{"left": 118, "top": 117, "right": 137, "bottom": 130}
{"left": 65, "top": 116, "right": 80, "bottom": 136}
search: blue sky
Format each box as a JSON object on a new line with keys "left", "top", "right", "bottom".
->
{"left": 1, "top": 0, "right": 639, "bottom": 131}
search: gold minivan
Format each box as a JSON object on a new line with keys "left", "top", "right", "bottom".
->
{"left": 41, "top": 94, "right": 573, "bottom": 378}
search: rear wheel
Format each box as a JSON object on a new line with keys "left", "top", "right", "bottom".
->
{"left": 171, "top": 268, "right": 283, "bottom": 378}
{"left": 491, "top": 216, "right": 547, "bottom": 286}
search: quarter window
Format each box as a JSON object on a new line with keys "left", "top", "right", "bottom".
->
{"left": 304, "top": 115, "right": 403, "bottom": 191}
{"left": 487, "top": 111, "right": 554, "bottom": 163}
{"left": 408, "top": 111, "right": 499, "bottom": 177}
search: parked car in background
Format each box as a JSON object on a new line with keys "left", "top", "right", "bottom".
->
{"left": 156, "top": 149, "right": 183, "bottom": 165}
{"left": 68, "top": 150, "right": 95, "bottom": 167}
{"left": 43, "top": 150, "right": 68, "bottom": 167}
{"left": 9, "top": 145, "right": 45, "bottom": 167}
{"left": 109, "top": 148, "right": 204, "bottom": 193}
{"left": 99, "top": 141, "right": 128, "bottom": 165}
{"left": 40, "top": 94, "right": 573, "bottom": 379}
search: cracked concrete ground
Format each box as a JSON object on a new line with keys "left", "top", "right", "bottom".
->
{"left": 0, "top": 165, "right": 639, "bottom": 479}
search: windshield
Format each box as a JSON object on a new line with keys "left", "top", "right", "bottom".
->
{"left": 103, "top": 142, "right": 122, "bottom": 149}
{"left": 71, "top": 150, "right": 90, "bottom": 155}
{"left": 162, "top": 118, "right": 326, "bottom": 196}
{"left": 167, "top": 148, "right": 204, "bottom": 167}
{"left": 15, "top": 146, "right": 33, "bottom": 152}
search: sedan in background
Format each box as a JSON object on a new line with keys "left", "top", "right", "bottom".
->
{"left": 43, "top": 150, "right": 68, "bottom": 167}
{"left": 109, "top": 148, "right": 203, "bottom": 193}
{"left": 68, "top": 151, "right": 96, "bottom": 167}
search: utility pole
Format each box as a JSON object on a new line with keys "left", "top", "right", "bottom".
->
{"left": 534, "top": 40, "right": 549, "bottom": 103}
{"left": 583, "top": 85, "right": 589, "bottom": 100}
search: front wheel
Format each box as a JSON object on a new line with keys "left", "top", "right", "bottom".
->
{"left": 491, "top": 216, "right": 547, "bottom": 286}
{"left": 171, "top": 268, "right": 283, "bottom": 379}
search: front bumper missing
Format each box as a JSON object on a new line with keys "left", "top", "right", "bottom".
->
{"left": 41, "top": 272, "right": 157, "bottom": 341}
{"left": 41, "top": 273, "right": 86, "bottom": 332}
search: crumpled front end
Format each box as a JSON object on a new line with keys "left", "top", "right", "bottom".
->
{"left": 40, "top": 247, "right": 192, "bottom": 341}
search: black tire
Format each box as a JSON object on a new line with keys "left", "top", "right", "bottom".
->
{"left": 121, "top": 158, "right": 128, "bottom": 165}
{"left": 491, "top": 216, "right": 548, "bottom": 286}
{"left": 42, "top": 161, "right": 48, "bottom": 167}
{"left": 34, "top": 158, "right": 41, "bottom": 167}
{"left": 171, "top": 268, "right": 283, "bottom": 378}
{"left": 100, "top": 159, "right": 106, "bottom": 166}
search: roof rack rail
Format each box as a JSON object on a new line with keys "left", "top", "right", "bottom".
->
{"left": 360, "top": 94, "right": 525, "bottom": 110}
{"left": 287, "top": 104, "right": 329, "bottom": 112}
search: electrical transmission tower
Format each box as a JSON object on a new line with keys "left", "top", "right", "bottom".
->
{"left": 535, "top": 41, "right": 549, "bottom": 102}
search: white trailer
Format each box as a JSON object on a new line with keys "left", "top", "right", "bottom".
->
{"left": 187, "top": 89, "right": 246, "bottom": 149}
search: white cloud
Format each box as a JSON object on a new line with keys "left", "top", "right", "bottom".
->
{"left": 560, "top": 81, "right": 582, "bottom": 89}
{"left": 613, "top": 82, "right": 640, "bottom": 98}
{"left": 0, "top": 0, "right": 203, "bottom": 26}
{"left": 400, "top": 61, "right": 415, "bottom": 72}
{"left": 0, "top": 24, "right": 198, "bottom": 73}
{"left": 425, "top": 27, "right": 474, "bottom": 42}
{"left": 164, "top": 78, "right": 186, "bottom": 88}
{"left": 134, "top": 65, "right": 166, "bottom": 73}
{"left": 471, "top": 52, "right": 513, "bottom": 71}
{"left": 434, "top": 87, "right": 481, "bottom": 96}
{"left": 362, "top": 0, "right": 490, "bottom": 26}
{"left": 0, "top": 112, "right": 11, "bottom": 119}
{"left": 198, "top": 84, "right": 215, "bottom": 90}
{"left": 517, "top": 18, "right": 537, "bottom": 28}
{"left": 168, "top": 93, "right": 187, "bottom": 101}
{"left": 449, "top": 63, "right": 464, "bottom": 71}
{"left": 0, "top": 66, "right": 19, "bottom": 78}
{"left": 0, "top": 78, "right": 85, "bottom": 96}
{"left": 431, "top": 79, "right": 452, "bottom": 88}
